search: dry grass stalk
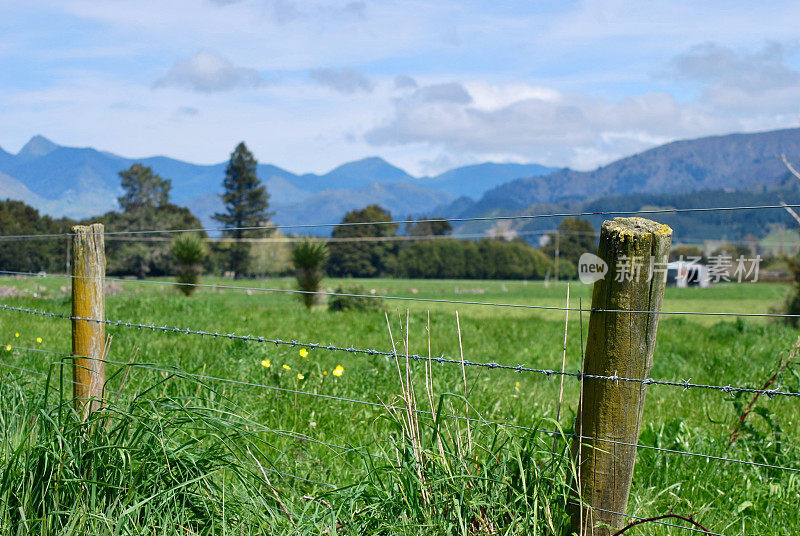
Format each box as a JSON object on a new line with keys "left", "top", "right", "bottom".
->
{"left": 554, "top": 284, "right": 570, "bottom": 453}
{"left": 456, "top": 311, "right": 472, "bottom": 454}
{"left": 246, "top": 446, "right": 295, "bottom": 528}
{"left": 384, "top": 311, "right": 430, "bottom": 505}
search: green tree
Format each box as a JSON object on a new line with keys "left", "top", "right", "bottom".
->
{"left": 404, "top": 216, "right": 453, "bottom": 237}
{"left": 327, "top": 205, "right": 398, "bottom": 277}
{"left": 118, "top": 164, "right": 171, "bottom": 211}
{"left": 107, "top": 164, "right": 175, "bottom": 278}
{"left": 172, "top": 233, "right": 209, "bottom": 296}
{"left": 213, "top": 142, "right": 272, "bottom": 278}
{"left": 541, "top": 217, "right": 597, "bottom": 269}
{"left": 0, "top": 200, "right": 74, "bottom": 273}
{"left": 395, "top": 238, "right": 553, "bottom": 280}
{"left": 98, "top": 204, "right": 205, "bottom": 278}
{"left": 292, "top": 240, "right": 328, "bottom": 309}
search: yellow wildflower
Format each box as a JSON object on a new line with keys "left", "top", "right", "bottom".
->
{"left": 515, "top": 381, "right": 520, "bottom": 388}
{"left": 36, "top": 337, "right": 42, "bottom": 344}
{"left": 261, "top": 359, "right": 271, "bottom": 368}
{"left": 299, "top": 348, "right": 308, "bottom": 358}
{"left": 297, "top": 373, "right": 304, "bottom": 380}
{"left": 5, "top": 344, "right": 10, "bottom": 351}
{"left": 14, "top": 332, "right": 19, "bottom": 338}
{"left": 332, "top": 365, "right": 344, "bottom": 377}
{"left": 283, "top": 364, "right": 291, "bottom": 370}
{"left": 323, "top": 370, "right": 328, "bottom": 376}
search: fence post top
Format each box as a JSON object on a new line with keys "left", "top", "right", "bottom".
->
{"left": 71, "top": 223, "right": 104, "bottom": 234}
{"left": 602, "top": 217, "right": 672, "bottom": 238}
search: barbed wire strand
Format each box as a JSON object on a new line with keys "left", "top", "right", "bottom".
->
{"left": 0, "top": 270, "right": 789, "bottom": 317}
{"left": 2, "top": 304, "right": 799, "bottom": 398}
{"left": 5, "top": 344, "right": 800, "bottom": 475}
{"left": 0, "top": 203, "right": 798, "bottom": 240}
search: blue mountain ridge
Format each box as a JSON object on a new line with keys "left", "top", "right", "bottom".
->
{"left": 0, "top": 136, "right": 557, "bottom": 231}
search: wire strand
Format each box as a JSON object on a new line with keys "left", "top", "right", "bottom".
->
{"left": 0, "top": 202, "right": 798, "bottom": 239}
{"left": 5, "top": 303, "right": 800, "bottom": 398}
{"left": 3, "top": 303, "right": 799, "bottom": 398}
{"left": 0, "top": 270, "right": 792, "bottom": 317}
{"left": 6, "top": 344, "right": 800, "bottom": 475}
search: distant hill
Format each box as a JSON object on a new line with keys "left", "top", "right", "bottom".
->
{"left": 445, "top": 127, "right": 800, "bottom": 218}
{"left": 0, "top": 136, "right": 554, "bottom": 230}
{"left": 428, "top": 162, "right": 560, "bottom": 200}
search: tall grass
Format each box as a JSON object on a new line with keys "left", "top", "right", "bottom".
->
{"left": 325, "top": 313, "right": 575, "bottom": 535}
{"left": 0, "top": 373, "right": 290, "bottom": 535}
{"left": 2, "top": 278, "right": 800, "bottom": 533}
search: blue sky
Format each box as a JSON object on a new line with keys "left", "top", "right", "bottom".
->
{"left": 2, "top": 0, "right": 800, "bottom": 175}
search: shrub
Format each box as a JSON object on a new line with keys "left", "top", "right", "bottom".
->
{"left": 171, "top": 233, "right": 208, "bottom": 296}
{"left": 292, "top": 240, "right": 328, "bottom": 309}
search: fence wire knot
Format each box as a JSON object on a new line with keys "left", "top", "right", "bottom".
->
{"left": 682, "top": 378, "right": 692, "bottom": 391}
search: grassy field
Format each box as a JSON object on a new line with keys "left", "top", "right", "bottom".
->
{"left": 0, "top": 275, "right": 799, "bottom": 534}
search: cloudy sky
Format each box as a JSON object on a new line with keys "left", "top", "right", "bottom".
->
{"left": 2, "top": 0, "right": 800, "bottom": 175}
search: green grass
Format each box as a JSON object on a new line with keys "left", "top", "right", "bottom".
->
{"left": 1, "top": 276, "right": 799, "bottom": 534}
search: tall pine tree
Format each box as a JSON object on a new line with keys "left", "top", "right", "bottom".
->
{"left": 213, "top": 142, "right": 272, "bottom": 278}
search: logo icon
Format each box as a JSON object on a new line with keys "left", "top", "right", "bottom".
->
{"left": 578, "top": 253, "right": 607, "bottom": 285}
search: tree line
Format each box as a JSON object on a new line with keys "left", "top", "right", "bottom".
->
{"left": 0, "top": 141, "right": 599, "bottom": 281}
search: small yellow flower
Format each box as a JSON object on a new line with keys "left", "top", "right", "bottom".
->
{"left": 299, "top": 348, "right": 308, "bottom": 358}
{"left": 5, "top": 344, "right": 10, "bottom": 351}
{"left": 297, "top": 373, "right": 304, "bottom": 380}
{"left": 14, "top": 332, "right": 19, "bottom": 338}
{"left": 323, "top": 370, "right": 328, "bottom": 376}
{"left": 36, "top": 337, "right": 42, "bottom": 344}
{"left": 332, "top": 365, "right": 344, "bottom": 377}
{"left": 515, "top": 381, "right": 520, "bottom": 388}
{"left": 283, "top": 364, "right": 291, "bottom": 370}
{"left": 261, "top": 359, "right": 271, "bottom": 368}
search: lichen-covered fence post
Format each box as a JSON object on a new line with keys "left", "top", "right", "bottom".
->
{"left": 571, "top": 217, "right": 672, "bottom": 535}
{"left": 71, "top": 223, "right": 106, "bottom": 418}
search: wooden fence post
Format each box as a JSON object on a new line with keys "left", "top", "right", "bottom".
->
{"left": 71, "top": 223, "right": 106, "bottom": 417}
{"left": 571, "top": 217, "right": 672, "bottom": 535}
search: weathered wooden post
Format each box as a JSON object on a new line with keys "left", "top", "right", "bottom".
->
{"left": 71, "top": 223, "right": 106, "bottom": 417}
{"left": 571, "top": 217, "right": 672, "bottom": 535}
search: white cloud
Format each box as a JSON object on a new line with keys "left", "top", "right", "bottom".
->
{"left": 365, "top": 81, "right": 740, "bottom": 170}
{"left": 308, "top": 68, "right": 373, "bottom": 94}
{"left": 153, "top": 51, "right": 263, "bottom": 93}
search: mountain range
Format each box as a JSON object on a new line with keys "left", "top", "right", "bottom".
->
{"left": 438, "top": 127, "right": 800, "bottom": 224}
{"left": 0, "top": 135, "right": 556, "bottom": 232}
{"left": 2, "top": 126, "right": 800, "bottom": 239}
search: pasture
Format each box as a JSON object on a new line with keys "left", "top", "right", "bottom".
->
{"left": 1, "top": 275, "right": 799, "bottom": 534}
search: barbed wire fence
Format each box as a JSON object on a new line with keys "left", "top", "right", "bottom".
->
{"left": 0, "top": 207, "right": 798, "bottom": 535}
